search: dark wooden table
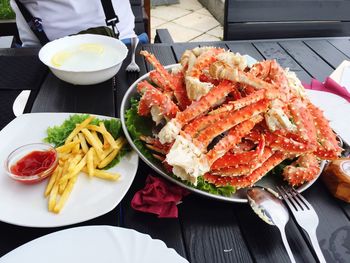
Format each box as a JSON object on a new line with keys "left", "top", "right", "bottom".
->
{"left": 1, "top": 37, "right": 350, "bottom": 263}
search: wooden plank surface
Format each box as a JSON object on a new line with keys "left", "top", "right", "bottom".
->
{"left": 120, "top": 163, "right": 188, "bottom": 258}
{"left": 304, "top": 40, "right": 350, "bottom": 68}
{"left": 226, "top": 42, "right": 264, "bottom": 61}
{"left": 236, "top": 204, "right": 316, "bottom": 263}
{"left": 224, "top": 22, "right": 350, "bottom": 41}
{"left": 339, "top": 201, "right": 350, "bottom": 221}
{"left": 253, "top": 42, "right": 312, "bottom": 82}
{"left": 0, "top": 90, "right": 21, "bottom": 130}
{"left": 180, "top": 197, "right": 254, "bottom": 263}
{"left": 31, "top": 74, "right": 115, "bottom": 117}
{"left": 279, "top": 40, "right": 334, "bottom": 81}
{"left": 0, "top": 48, "right": 39, "bottom": 56}
{"left": 328, "top": 39, "right": 350, "bottom": 58}
{"left": 0, "top": 53, "right": 47, "bottom": 90}
{"left": 226, "top": 0, "right": 350, "bottom": 22}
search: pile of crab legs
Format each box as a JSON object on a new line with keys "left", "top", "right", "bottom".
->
{"left": 135, "top": 47, "right": 342, "bottom": 189}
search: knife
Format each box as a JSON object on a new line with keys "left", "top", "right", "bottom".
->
{"left": 340, "top": 65, "right": 350, "bottom": 92}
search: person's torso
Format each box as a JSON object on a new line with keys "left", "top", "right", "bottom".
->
{"left": 20, "top": 0, "right": 107, "bottom": 40}
{"left": 12, "top": 0, "right": 135, "bottom": 46}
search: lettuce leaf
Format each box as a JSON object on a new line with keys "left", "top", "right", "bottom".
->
{"left": 44, "top": 114, "right": 130, "bottom": 168}
{"left": 125, "top": 97, "right": 158, "bottom": 163}
{"left": 124, "top": 97, "right": 236, "bottom": 197}
{"left": 45, "top": 114, "right": 92, "bottom": 147}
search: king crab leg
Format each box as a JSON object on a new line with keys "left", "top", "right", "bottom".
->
{"left": 176, "top": 80, "right": 234, "bottom": 126}
{"left": 172, "top": 71, "right": 191, "bottom": 110}
{"left": 183, "top": 111, "right": 228, "bottom": 138}
{"left": 140, "top": 50, "right": 176, "bottom": 91}
{"left": 141, "top": 50, "right": 190, "bottom": 109}
{"left": 212, "top": 147, "right": 272, "bottom": 177}
{"left": 211, "top": 134, "right": 265, "bottom": 170}
{"left": 205, "top": 151, "right": 286, "bottom": 188}
{"left": 264, "top": 131, "right": 311, "bottom": 154}
{"left": 149, "top": 70, "right": 171, "bottom": 92}
{"left": 158, "top": 80, "right": 235, "bottom": 144}
{"left": 206, "top": 115, "right": 264, "bottom": 164}
{"left": 195, "top": 99, "right": 269, "bottom": 150}
{"left": 307, "top": 102, "right": 342, "bottom": 159}
{"left": 210, "top": 60, "right": 292, "bottom": 102}
{"left": 288, "top": 98, "right": 318, "bottom": 149}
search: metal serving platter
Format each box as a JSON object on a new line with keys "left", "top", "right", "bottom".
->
{"left": 120, "top": 64, "right": 324, "bottom": 203}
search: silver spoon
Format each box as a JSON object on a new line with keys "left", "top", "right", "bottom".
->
{"left": 247, "top": 187, "right": 296, "bottom": 263}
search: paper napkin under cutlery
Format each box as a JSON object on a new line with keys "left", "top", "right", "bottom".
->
{"left": 303, "top": 77, "right": 350, "bottom": 103}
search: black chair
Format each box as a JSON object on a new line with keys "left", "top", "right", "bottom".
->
{"left": 130, "top": 0, "right": 150, "bottom": 37}
{"left": 224, "top": 0, "right": 350, "bottom": 40}
{"left": 154, "top": 28, "right": 174, "bottom": 44}
{"left": 0, "top": 21, "right": 20, "bottom": 47}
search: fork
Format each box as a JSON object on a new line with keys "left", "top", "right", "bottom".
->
{"left": 277, "top": 186, "right": 326, "bottom": 263}
{"left": 126, "top": 36, "right": 140, "bottom": 73}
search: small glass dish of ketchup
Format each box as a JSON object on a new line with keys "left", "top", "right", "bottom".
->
{"left": 5, "top": 143, "right": 58, "bottom": 184}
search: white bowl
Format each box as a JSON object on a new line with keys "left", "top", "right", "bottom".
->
{"left": 39, "top": 34, "right": 128, "bottom": 85}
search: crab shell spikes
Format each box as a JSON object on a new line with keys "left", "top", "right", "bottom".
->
{"left": 137, "top": 81, "right": 179, "bottom": 122}
{"left": 158, "top": 79, "right": 235, "bottom": 144}
{"left": 282, "top": 153, "right": 321, "bottom": 186}
{"left": 205, "top": 151, "right": 286, "bottom": 188}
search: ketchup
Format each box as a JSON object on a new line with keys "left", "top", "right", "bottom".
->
{"left": 11, "top": 150, "right": 57, "bottom": 177}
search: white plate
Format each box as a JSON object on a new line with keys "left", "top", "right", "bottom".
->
{"left": 0, "top": 225, "right": 188, "bottom": 263}
{"left": 306, "top": 89, "right": 350, "bottom": 144}
{"left": 0, "top": 113, "right": 138, "bottom": 227}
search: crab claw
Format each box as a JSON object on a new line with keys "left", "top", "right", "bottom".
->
{"left": 282, "top": 153, "right": 321, "bottom": 186}
{"left": 137, "top": 81, "right": 179, "bottom": 124}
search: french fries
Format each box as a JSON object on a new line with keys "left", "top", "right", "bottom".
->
{"left": 45, "top": 117, "right": 126, "bottom": 214}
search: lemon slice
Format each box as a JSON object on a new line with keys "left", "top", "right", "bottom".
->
{"left": 51, "top": 51, "right": 72, "bottom": 67}
{"left": 79, "top": 43, "right": 105, "bottom": 54}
